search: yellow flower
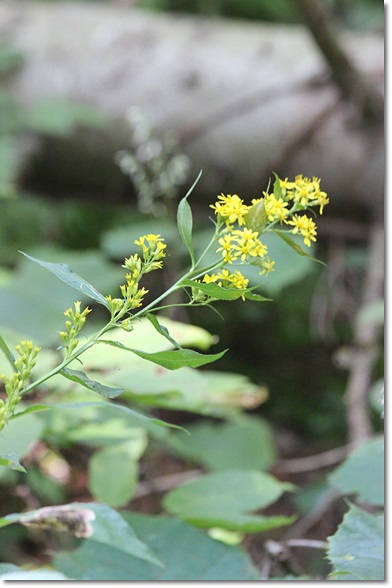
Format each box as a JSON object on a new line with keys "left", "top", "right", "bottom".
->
{"left": 287, "top": 214, "right": 317, "bottom": 247}
{"left": 258, "top": 257, "right": 275, "bottom": 276}
{"left": 210, "top": 194, "right": 250, "bottom": 226}
{"left": 264, "top": 193, "right": 290, "bottom": 222}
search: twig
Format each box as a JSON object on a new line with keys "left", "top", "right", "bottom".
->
{"left": 345, "top": 223, "right": 384, "bottom": 445}
{"left": 293, "top": 0, "right": 384, "bottom": 122}
{"left": 285, "top": 538, "right": 329, "bottom": 550}
{"left": 274, "top": 443, "right": 355, "bottom": 474}
{"left": 133, "top": 468, "right": 202, "bottom": 499}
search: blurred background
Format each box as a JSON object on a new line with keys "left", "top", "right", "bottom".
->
{"left": 0, "top": 0, "right": 384, "bottom": 575}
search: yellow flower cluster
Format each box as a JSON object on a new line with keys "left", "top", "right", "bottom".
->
{"left": 0, "top": 340, "right": 41, "bottom": 428}
{"left": 106, "top": 234, "right": 166, "bottom": 326}
{"left": 210, "top": 193, "right": 249, "bottom": 226}
{"left": 202, "top": 269, "right": 249, "bottom": 300}
{"left": 59, "top": 301, "right": 92, "bottom": 357}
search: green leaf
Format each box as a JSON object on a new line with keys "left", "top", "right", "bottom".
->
{"left": 244, "top": 290, "right": 271, "bottom": 302}
{"left": 0, "top": 413, "right": 44, "bottom": 462}
{"left": 328, "top": 436, "right": 384, "bottom": 506}
{"left": 100, "top": 339, "right": 227, "bottom": 370}
{"left": 0, "top": 334, "right": 15, "bottom": 371}
{"left": 177, "top": 171, "right": 202, "bottom": 266}
{"left": 167, "top": 416, "right": 276, "bottom": 471}
{"left": 2, "top": 502, "right": 162, "bottom": 568}
{"left": 163, "top": 470, "right": 296, "bottom": 532}
{"left": 88, "top": 439, "right": 147, "bottom": 507}
{"left": 327, "top": 504, "right": 384, "bottom": 580}
{"left": 60, "top": 367, "right": 124, "bottom": 399}
{"left": 19, "top": 252, "right": 109, "bottom": 307}
{"left": 244, "top": 199, "right": 267, "bottom": 233}
{"left": 273, "top": 172, "right": 282, "bottom": 199}
{"left": 0, "top": 453, "right": 26, "bottom": 472}
{"left": 182, "top": 279, "right": 249, "bottom": 301}
{"left": 54, "top": 514, "right": 260, "bottom": 580}
{"left": 146, "top": 313, "right": 182, "bottom": 349}
{"left": 271, "top": 230, "right": 325, "bottom": 265}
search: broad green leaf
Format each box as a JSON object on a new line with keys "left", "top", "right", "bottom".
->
{"left": 54, "top": 514, "right": 260, "bottom": 581}
{"left": 146, "top": 313, "right": 182, "bottom": 349}
{"left": 182, "top": 279, "right": 249, "bottom": 301}
{"left": 100, "top": 339, "right": 227, "bottom": 370}
{"left": 167, "top": 416, "right": 276, "bottom": 471}
{"left": 1, "top": 502, "right": 162, "bottom": 568}
{"left": 328, "top": 436, "right": 384, "bottom": 506}
{"left": 177, "top": 171, "right": 201, "bottom": 266}
{"left": 327, "top": 504, "right": 384, "bottom": 580}
{"left": 0, "top": 334, "right": 15, "bottom": 370}
{"left": 0, "top": 453, "right": 26, "bottom": 472}
{"left": 60, "top": 367, "right": 124, "bottom": 399}
{"left": 88, "top": 439, "right": 147, "bottom": 507}
{"left": 271, "top": 230, "right": 325, "bottom": 265}
{"left": 163, "top": 470, "right": 296, "bottom": 532}
{"left": 19, "top": 251, "right": 109, "bottom": 307}
{"left": 244, "top": 199, "right": 267, "bottom": 233}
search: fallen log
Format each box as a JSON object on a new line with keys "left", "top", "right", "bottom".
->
{"left": 1, "top": 1, "right": 384, "bottom": 218}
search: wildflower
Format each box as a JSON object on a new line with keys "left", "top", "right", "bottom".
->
{"left": 210, "top": 194, "right": 250, "bottom": 226}
{"left": 264, "top": 193, "right": 290, "bottom": 222}
{"left": 258, "top": 257, "right": 275, "bottom": 276}
{"left": 286, "top": 214, "right": 317, "bottom": 247}
{"left": 231, "top": 228, "right": 262, "bottom": 262}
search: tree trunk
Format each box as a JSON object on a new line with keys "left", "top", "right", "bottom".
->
{"left": 1, "top": 1, "right": 384, "bottom": 217}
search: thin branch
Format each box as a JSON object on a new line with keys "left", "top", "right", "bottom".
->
{"left": 345, "top": 223, "right": 384, "bottom": 445}
{"left": 133, "top": 469, "right": 202, "bottom": 499}
{"left": 274, "top": 443, "right": 355, "bottom": 474}
{"left": 293, "top": 0, "right": 384, "bottom": 123}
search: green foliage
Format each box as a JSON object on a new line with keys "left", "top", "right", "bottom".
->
{"left": 328, "top": 436, "right": 384, "bottom": 506}
{"left": 327, "top": 504, "right": 384, "bottom": 580}
{"left": 163, "top": 470, "right": 296, "bottom": 531}
{"left": 53, "top": 514, "right": 259, "bottom": 581}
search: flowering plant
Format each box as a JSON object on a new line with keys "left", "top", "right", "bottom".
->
{"left": 0, "top": 173, "right": 328, "bottom": 439}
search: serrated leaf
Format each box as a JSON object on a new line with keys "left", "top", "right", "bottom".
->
{"left": 60, "top": 367, "right": 124, "bottom": 398}
{"left": 100, "top": 339, "right": 226, "bottom": 370}
{"left": 163, "top": 470, "right": 296, "bottom": 532}
{"left": 244, "top": 200, "right": 267, "bottom": 233}
{"left": 177, "top": 172, "right": 201, "bottom": 266}
{"left": 0, "top": 453, "right": 26, "bottom": 472}
{"left": 19, "top": 252, "right": 109, "bottom": 307}
{"left": 146, "top": 313, "right": 182, "bottom": 349}
{"left": 328, "top": 436, "right": 384, "bottom": 506}
{"left": 0, "top": 334, "right": 16, "bottom": 371}
{"left": 272, "top": 230, "right": 325, "bottom": 265}
{"left": 327, "top": 504, "right": 384, "bottom": 580}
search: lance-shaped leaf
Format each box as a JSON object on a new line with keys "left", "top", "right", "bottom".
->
{"left": 273, "top": 172, "right": 283, "bottom": 199}
{"left": 19, "top": 252, "right": 109, "bottom": 307}
{"left": 181, "top": 279, "right": 248, "bottom": 301}
{"left": 146, "top": 313, "right": 182, "bottom": 349}
{"left": 177, "top": 171, "right": 201, "bottom": 266}
{"left": 272, "top": 230, "right": 326, "bottom": 265}
{"left": 100, "top": 339, "right": 226, "bottom": 370}
{"left": 0, "top": 335, "right": 16, "bottom": 371}
{"left": 0, "top": 453, "right": 26, "bottom": 473}
{"left": 60, "top": 367, "right": 124, "bottom": 398}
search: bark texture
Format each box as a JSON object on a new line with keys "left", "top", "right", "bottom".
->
{"left": 1, "top": 1, "right": 384, "bottom": 217}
